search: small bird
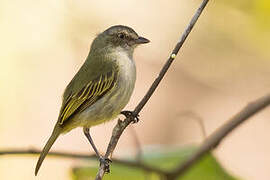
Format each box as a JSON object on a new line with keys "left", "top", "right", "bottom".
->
{"left": 35, "top": 25, "right": 149, "bottom": 175}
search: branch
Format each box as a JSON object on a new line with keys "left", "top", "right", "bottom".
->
{"left": 166, "top": 93, "right": 270, "bottom": 179}
{"left": 96, "top": 0, "right": 210, "bottom": 179}
{"left": 0, "top": 149, "right": 166, "bottom": 175}
{"left": 2, "top": 1, "right": 270, "bottom": 179}
{"left": 2, "top": 94, "right": 270, "bottom": 179}
{"left": 176, "top": 111, "right": 207, "bottom": 139}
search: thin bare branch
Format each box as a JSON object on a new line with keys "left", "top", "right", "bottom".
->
{"left": 166, "top": 93, "right": 270, "bottom": 179}
{"left": 0, "top": 149, "right": 166, "bottom": 175}
{"left": 0, "top": 149, "right": 95, "bottom": 159}
{"left": 96, "top": 0, "right": 210, "bottom": 179}
{"left": 176, "top": 111, "right": 207, "bottom": 139}
{"left": 3, "top": 1, "right": 270, "bottom": 180}
{"left": 2, "top": 93, "right": 270, "bottom": 180}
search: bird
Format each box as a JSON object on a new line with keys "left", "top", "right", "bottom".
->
{"left": 35, "top": 25, "right": 149, "bottom": 175}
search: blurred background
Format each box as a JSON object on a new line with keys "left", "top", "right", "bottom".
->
{"left": 0, "top": 0, "right": 270, "bottom": 179}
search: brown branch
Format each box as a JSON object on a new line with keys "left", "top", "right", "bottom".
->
{"left": 0, "top": 149, "right": 95, "bottom": 159}
{"left": 95, "top": 0, "right": 210, "bottom": 179}
{"left": 165, "top": 93, "right": 270, "bottom": 179}
{"left": 176, "top": 111, "right": 207, "bottom": 139}
{"left": 2, "top": 94, "right": 270, "bottom": 179}
{"left": 2, "top": 1, "right": 269, "bottom": 179}
{"left": 0, "top": 149, "right": 166, "bottom": 175}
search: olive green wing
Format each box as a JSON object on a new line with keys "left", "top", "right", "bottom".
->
{"left": 58, "top": 70, "right": 117, "bottom": 125}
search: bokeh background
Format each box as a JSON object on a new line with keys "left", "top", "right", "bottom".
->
{"left": 1, "top": 0, "right": 270, "bottom": 179}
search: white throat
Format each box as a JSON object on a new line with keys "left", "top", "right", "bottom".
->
{"left": 112, "top": 46, "right": 136, "bottom": 87}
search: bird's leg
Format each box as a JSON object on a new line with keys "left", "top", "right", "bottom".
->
{"left": 120, "top": 110, "right": 140, "bottom": 123}
{"left": 83, "top": 127, "right": 101, "bottom": 158}
{"left": 83, "top": 127, "right": 111, "bottom": 173}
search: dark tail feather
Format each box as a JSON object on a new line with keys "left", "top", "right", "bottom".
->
{"left": 35, "top": 125, "right": 61, "bottom": 176}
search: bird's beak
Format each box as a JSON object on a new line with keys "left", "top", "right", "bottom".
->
{"left": 135, "top": 36, "right": 150, "bottom": 44}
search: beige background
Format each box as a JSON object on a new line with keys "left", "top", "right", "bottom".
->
{"left": 0, "top": 0, "right": 270, "bottom": 179}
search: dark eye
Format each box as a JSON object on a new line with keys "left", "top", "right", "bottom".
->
{"left": 118, "top": 33, "right": 125, "bottom": 39}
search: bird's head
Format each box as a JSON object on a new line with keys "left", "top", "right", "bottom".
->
{"left": 91, "top": 25, "right": 150, "bottom": 55}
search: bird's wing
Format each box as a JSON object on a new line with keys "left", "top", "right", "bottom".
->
{"left": 58, "top": 70, "right": 117, "bottom": 125}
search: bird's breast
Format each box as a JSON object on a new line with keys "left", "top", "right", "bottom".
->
{"left": 111, "top": 49, "right": 137, "bottom": 112}
{"left": 77, "top": 49, "right": 136, "bottom": 127}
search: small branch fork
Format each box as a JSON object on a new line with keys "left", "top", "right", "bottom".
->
{"left": 1, "top": 94, "right": 270, "bottom": 179}
{"left": 95, "top": 0, "right": 210, "bottom": 179}
{"left": 0, "top": 149, "right": 166, "bottom": 175}
{"left": 2, "top": 0, "right": 270, "bottom": 180}
{"left": 164, "top": 93, "right": 270, "bottom": 179}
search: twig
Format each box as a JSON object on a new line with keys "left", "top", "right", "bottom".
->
{"left": 0, "top": 149, "right": 166, "bottom": 175}
{"left": 165, "top": 93, "right": 270, "bottom": 179}
{"left": 96, "top": 0, "right": 210, "bottom": 179}
{"left": 2, "top": 94, "right": 270, "bottom": 179}
{"left": 0, "top": 149, "right": 95, "bottom": 159}
{"left": 176, "top": 111, "right": 207, "bottom": 138}
{"left": 2, "top": 1, "right": 270, "bottom": 179}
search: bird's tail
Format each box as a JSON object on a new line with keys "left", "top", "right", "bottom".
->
{"left": 35, "top": 125, "right": 62, "bottom": 176}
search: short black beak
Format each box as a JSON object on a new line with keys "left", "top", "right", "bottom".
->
{"left": 136, "top": 36, "right": 150, "bottom": 44}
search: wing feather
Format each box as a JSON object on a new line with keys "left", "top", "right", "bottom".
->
{"left": 58, "top": 70, "right": 117, "bottom": 125}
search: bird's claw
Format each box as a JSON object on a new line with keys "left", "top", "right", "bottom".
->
{"left": 99, "top": 157, "right": 112, "bottom": 173}
{"left": 120, "top": 110, "right": 140, "bottom": 123}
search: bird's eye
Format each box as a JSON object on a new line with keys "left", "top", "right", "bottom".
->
{"left": 118, "top": 33, "right": 125, "bottom": 39}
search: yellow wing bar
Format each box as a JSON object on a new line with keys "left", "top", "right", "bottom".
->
{"left": 59, "top": 71, "right": 116, "bottom": 124}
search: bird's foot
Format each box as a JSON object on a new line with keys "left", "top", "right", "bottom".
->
{"left": 99, "top": 157, "right": 112, "bottom": 173}
{"left": 120, "top": 110, "right": 140, "bottom": 123}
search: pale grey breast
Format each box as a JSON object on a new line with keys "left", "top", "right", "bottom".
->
{"left": 78, "top": 47, "right": 136, "bottom": 127}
